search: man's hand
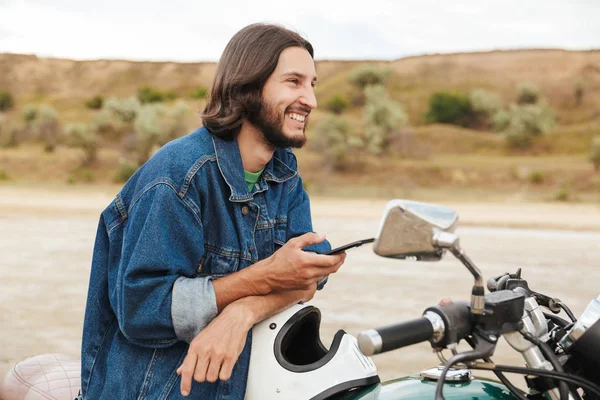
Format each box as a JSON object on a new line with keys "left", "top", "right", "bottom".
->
{"left": 176, "top": 283, "right": 318, "bottom": 396}
{"left": 176, "top": 301, "right": 253, "bottom": 396}
{"left": 262, "top": 233, "right": 346, "bottom": 291}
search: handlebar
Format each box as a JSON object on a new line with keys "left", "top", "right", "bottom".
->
{"left": 358, "top": 315, "right": 437, "bottom": 356}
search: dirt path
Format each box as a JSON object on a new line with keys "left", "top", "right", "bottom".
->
{"left": 1, "top": 185, "right": 599, "bottom": 388}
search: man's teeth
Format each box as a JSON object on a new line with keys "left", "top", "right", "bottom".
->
{"left": 287, "top": 113, "right": 305, "bottom": 122}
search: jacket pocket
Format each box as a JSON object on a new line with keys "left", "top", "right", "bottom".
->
{"left": 201, "top": 250, "right": 240, "bottom": 275}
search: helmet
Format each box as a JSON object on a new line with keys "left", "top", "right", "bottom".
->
{"left": 245, "top": 303, "right": 380, "bottom": 400}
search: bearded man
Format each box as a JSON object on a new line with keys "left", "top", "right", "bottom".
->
{"left": 79, "top": 23, "right": 346, "bottom": 399}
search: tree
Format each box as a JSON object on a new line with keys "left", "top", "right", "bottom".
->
{"left": 311, "top": 115, "right": 359, "bottom": 170}
{"left": 363, "top": 85, "right": 408, "bottom": 155}
{"left": 517, "top": 82, "right": 540, "bottom": 105}
{"left": 64, "top": 123, "right": 98, "bottom": 165}
{"left": 425, "top": 91, "right": 472, "bottom": 127}
{"left": 348, "top": 65, "right": 390, "bottom": 89}
{"left": 36, "top": 105, "right": 60, "bottom": 152}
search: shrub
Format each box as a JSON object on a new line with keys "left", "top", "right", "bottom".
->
{"left": 85, "top": 95, "right": 104, "bottom": 109}
{"left": 91, "top": 109, "right": 124, "bottom": 139}
{"left": 505, "top": 129, "right": 533, "bottom": 150}
{"left": 363, "top": 85, "right": 408, "bottom": 155}
{"left": 164, "top": 100, "right": 190, "bottom": 143}
{"left": 189, "top": 88, "right": 208, "bottom": 99}
{"left": 36, "top": 105, "right": 59, "bottom": 152}
{"left": 425, "top": 91, "right": 472, "bottom": 126}
{"left": 0, "top": 90, "right": 14, "bottom": 112}
{"left": 590, "top": 136, "right": 600, "bottom": 171}
{"left": 0, "top": 168, "right": 9, "bottom": 181}
{"left": 23, "top": 105, "right": 37, "bottom": 124}
{"left": 469, "top": 89, "right": 503, "bottom": 116}
{"left": 64, "top": 123, "right": 97, "bottom": 165}
{"left": 310, "top": 114, "right": 358, "bottom": 170}
{"left": 529, "top": 171, "right": 544, "bottom": 184}
{"left": 0, "top": 114, "right": 20, "bottom": 148}
{"left": 324, "top": 94, "right": 350, "bottom": 114}
{"left": 113, "top": 161, "right": 139, "bottom": 183}
{"left": 574, "top": 79, "right": 585, "bottom": 106}
{"left": 554, "top": 187, "right": 569, "bottom": 202}
{"left": 348, "top": 65, "right": 390, "bottom": 89}
{"left": 517, "top": 82, "right": 540, "bottom": 105}
{"left": 133, "top": 104, "right": 169, "bottom": 163}
{"left": 492, "top": 110, "right": 511, "bottom": 132}
{"left": 104, "top": 96, "right": 140, "bottom": 122}
{"left": 501, "top": 103, "right": 555, "bottom": 149}
{"left": 137, "top": 86, "right": 166, "bottom": 104}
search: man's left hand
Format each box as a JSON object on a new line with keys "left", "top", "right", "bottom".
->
{"left": 177, "top": 301, "right": 253, "bottom": 396}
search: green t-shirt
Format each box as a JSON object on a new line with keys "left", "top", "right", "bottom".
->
{"left": 244, "top": 168, "right": 264, "bottom": 192}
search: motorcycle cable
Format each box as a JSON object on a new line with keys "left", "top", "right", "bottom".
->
{"left": 521, "top": 331, "right": 570, "bottom": 400}
{"left": 544, "top": 312, "right": 571, "bottom": 329}
{"left": 463, "top": 336, "right": 529, "bottom": 400}
{"left": 468, "top": 364, "right": 600, "bottom": 399}
{"left": 555, "top": 301, "right": 577, "bottom": 323}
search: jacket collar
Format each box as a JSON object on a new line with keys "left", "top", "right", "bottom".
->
{"left": 210, "top": 130, "right": 297, "bottom": 202}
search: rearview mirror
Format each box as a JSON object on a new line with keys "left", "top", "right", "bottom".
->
{"left": 373, "top": 200, "right": 458, "bottom": 261}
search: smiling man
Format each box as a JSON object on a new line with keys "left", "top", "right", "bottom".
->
{"left": 79, "top": 23, "right": 346, "bottom": 399}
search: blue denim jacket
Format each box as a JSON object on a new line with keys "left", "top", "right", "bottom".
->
{"left": 80, "top": 127, "right": 330, "bottom": 399}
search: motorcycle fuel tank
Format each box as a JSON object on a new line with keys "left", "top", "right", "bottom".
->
{"left": 329, "top": 375, "right": 520, "bottom": 400}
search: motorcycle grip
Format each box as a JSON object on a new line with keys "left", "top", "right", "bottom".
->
{"left": 357, "top": 317, "right": 433, "bottom": 356}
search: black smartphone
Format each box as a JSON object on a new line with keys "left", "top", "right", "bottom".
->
{"left": 325, "top": 238, "right": 375, "bottom": 255}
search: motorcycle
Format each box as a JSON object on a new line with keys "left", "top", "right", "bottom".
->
{"left": 246, "top": 199, "right": 600, "bottom": 400}
{"left": 2, "top": 200, "right": 600, "bottom": 400}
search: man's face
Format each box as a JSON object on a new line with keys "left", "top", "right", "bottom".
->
{"left": 248, "top": 46, "right": 318, "bottom": 149}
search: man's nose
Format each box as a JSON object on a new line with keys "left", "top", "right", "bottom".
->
{"left": 299, "top": 86, "right": 317, "bottom": 110}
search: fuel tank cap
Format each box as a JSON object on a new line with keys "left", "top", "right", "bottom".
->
{"left": 420, "top": 366, "right": 472, "bottom": 382}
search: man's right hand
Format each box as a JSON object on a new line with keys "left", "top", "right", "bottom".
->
{"left": 261, "top": 232, "right": 346, "bottom": 291}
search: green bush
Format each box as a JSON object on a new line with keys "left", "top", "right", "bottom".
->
{"left": 23, "top": 105, "right": 37, "bottom": 124}
{"left": 36, "top": 105, "right": 59, "bottom": 152}
{"left": 0, "top": 168, "right": 9, "bottom": 181}
{"left": 113, "top": 161, "right": 139, "bottom": 183}
{"left": 0, "top": 90, "right": 14, "bottom": 112}
{"left": 85, "top": 95, "right": 104, "bottom": 109}
{"left": 590, "top": 136, "right": 600, "bottom": 171}
{"left": 137, "top": 86, "right": 166, "bottom": 104}
{"left": 363, "top": 85, "right": 408, "bottom": 155}
{"left": 500, "top": 103, "right": 555, "bottom": 149}
{"left": 189, "top": 88, "right": 208, "bottom": 99}
{"left": 324, "top": 94, "right": 350, "bottom": 114}
{"left": 348, "top": 65, "right": 390, "bottom": 89}
{"left": 554, "top": 187, "right": 569, "bottom": 202}
{"left": 425, "top": 91, "right": 472, "bottom": 126}
{"left": 517, "top": 82, "right": 540, "bottom": 105}
{"left": 492, "top": 110, "right": 511, "bottom": 131}
{"left": 64, "top": 123, "right": 97, "bottom": 165}
{"left": 104, "top": 96, "right": 140, "bottom": 122}
{"left": 529, "top": 170, "right": 544, "bottom": 184}
{"left": 311, "top": 114, "right": 358, "bottom": 170}
{"left": 469, "top": 89, "right": 503, "bottom": 116}
{"left": 91, "top": 109, "right": 124, "bottom": 139}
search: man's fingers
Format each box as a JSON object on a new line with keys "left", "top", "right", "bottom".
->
{"left": 308, "top": 252, "right": 345, "bottom": 267}
{"left": 193, "top": 354, "right": 210, "bottom": 383}
{"left": 179, "top": 353, "right": 198, "bottom": 396}
{"left": 219, "top": 359, "right": 234, "bottom": 381}
{"left": 289, "top": 232, "right": 325, "bottom": 248}
{"left": 205, "top": 357, "right": 223, "bottom": 383}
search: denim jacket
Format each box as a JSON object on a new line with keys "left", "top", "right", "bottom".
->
{"left": 80, "top": 126, "right": 331, "bottom": 399}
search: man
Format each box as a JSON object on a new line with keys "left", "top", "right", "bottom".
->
{"left": 80, "top": 23, "right": 346, "bottom": 399}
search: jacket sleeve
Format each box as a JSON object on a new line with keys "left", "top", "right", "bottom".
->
{"left": 113, "top": 183, "right": 217, "bottom": 347}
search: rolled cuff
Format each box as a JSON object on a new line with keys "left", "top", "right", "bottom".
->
{"left": 171, "top": 276, "right": 218, "bottom": 343}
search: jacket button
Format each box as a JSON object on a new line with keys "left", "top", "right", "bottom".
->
{"left": 241, "top": 206, "right": 249, "bottom": 215}
{"left": 249, "top": 246, "right": 254, "bottom": 253}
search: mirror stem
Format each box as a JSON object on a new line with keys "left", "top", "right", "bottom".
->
{"left": 433, "top": 232, "right": 485, "bottom": 315}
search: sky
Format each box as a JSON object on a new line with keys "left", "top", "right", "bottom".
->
{"left": 0, "top": 0, "right": 599, "bottom": 62}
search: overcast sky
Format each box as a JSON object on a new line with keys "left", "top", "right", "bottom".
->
{"left": 0, "top": 0, "right": 599, "bottom": 62}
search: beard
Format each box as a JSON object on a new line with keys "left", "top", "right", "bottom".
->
{"left": 247, "top": 100, "right": 308, "bottom": 149}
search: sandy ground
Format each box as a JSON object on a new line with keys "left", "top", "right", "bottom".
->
{"left": 1, "top": 185, "right": 600, "bottom": 392}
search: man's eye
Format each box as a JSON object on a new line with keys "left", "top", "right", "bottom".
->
{"left": 288, "top": 79, "right": 299, "bottom": 84}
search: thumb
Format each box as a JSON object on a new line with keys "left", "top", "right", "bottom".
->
{"left": 291, "top": 232, "right": 326, "bottom": 248}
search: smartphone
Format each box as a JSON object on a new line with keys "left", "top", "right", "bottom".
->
{"left": 325, "top": 238, "right": 375, "bottom": 255}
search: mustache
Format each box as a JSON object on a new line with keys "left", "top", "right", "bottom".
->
{"left": 285, "top": 106, "right": 311, "bottom": 116}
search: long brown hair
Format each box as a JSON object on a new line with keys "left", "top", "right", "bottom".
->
{"left": 202, "top": 23, "right": 314, "bottom": 139}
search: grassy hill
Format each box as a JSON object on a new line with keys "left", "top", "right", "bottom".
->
{"left": 1, "top": 49, "right": 600, "bottom": 201}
